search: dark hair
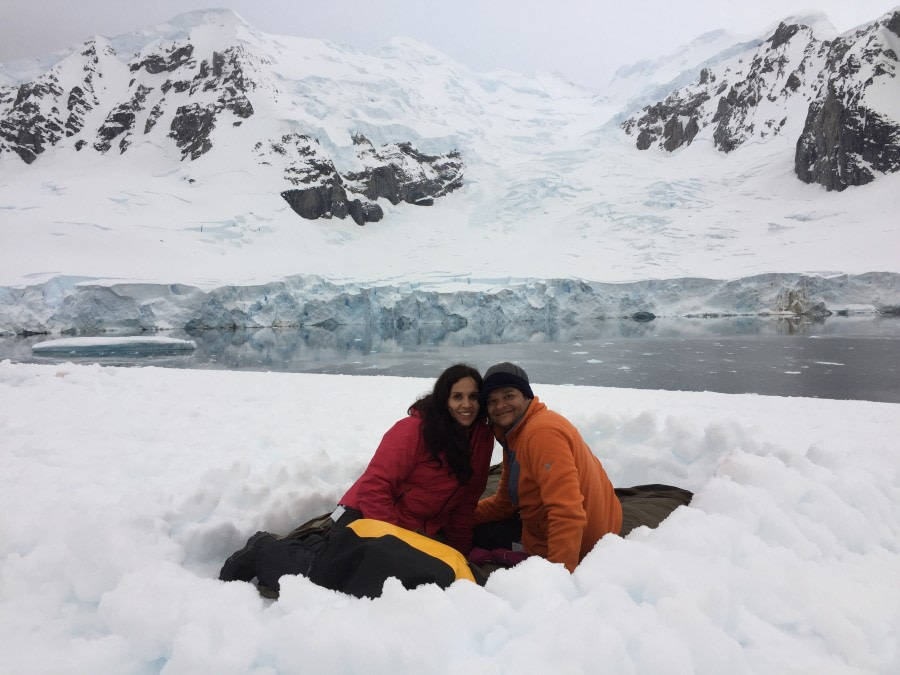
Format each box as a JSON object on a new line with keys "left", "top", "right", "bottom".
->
{"left": 409, "top": 363, "right": 487, "bottom": 484}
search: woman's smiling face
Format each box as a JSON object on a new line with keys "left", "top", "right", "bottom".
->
{"left": 447, "top": 376, "right": 480, "bottom": 427}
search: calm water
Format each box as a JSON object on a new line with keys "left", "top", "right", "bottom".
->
{"left": 3, "top": 316, "right": 900, "bottom": 403}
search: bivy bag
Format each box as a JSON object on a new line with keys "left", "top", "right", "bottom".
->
{"left": 307, "top": 518, "right": 484, "bottom": 598}
{"left": 474, "top": 464, "right": 693, "bottom": 568}
{"left": 615, "top": 484, "right": 693, "bottom": 536}
{"left": 254, "top": 508, "right": 361, "bottom": 595}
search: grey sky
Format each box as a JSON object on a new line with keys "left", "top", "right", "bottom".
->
{"left": 2, "top": 1, "right": 897, "bottom": 88}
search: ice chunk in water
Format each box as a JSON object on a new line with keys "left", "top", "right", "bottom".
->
{"left": 31, "top": 336, "right": 197, "bottom": 356}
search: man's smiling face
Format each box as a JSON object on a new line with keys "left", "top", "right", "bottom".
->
{"left": 486, "top": 386, "right": 530, "bottom": 430}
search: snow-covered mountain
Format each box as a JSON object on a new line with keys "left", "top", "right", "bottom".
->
{"left": 621, "top": 9, "right": 900, "bottom": 191}
{"left": 0, "top": 12, "right": 466, "bottom": 224}
{"left": 1, "top": 8, "right": 899, "bottom": 335}
{"left": 600, "top": 28, "right": 761, "bottom": 117}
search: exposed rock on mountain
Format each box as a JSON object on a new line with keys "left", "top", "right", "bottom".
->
{"left": 622, "top": 21, "right": 829, "bottom": 154}
{"left": 600, "top": 29, "right": 760, "bottom": 117}
{"left": 130, "top": 43, "right": 195, "bottom": 75}
{"left": 622, "top": 10, "right": 900, "bottom": 190}
{"left": 795, "top": 13, "right": 900, "bottom": 190}
{"left": 89, "top": 43, "right": 257, "bottom": 160}
{"left": 0, "top": 11, "right": 463, "bottom": 221}
{"left": 0, "top": 39, "right": 117, "bottom": 163}
{"left": 269, "top": 132, "right": 462, "bottom": 225}
{"left": 281, "top": 182, "right": 382, "bottom": 226}
{"left": 345, "top": 134, "right": 464, "bottom": 207}
{"left": 94, "top": 84, "right": 152, "bottom": 153}
{"left": 2, "top": 5, "right": 899, "bottom": 305}
{"left": 0, "top": 32, "right": 262, "bottom": 163}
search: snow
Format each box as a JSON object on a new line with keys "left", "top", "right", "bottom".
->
{"left": 600, "top": 28, "right": 758, "bottom": 111}
{"left": 1, "top": 360, "right": 898, "bottom": 673}
{"left": 1, "top": 10, "right": 900, "bottom": 671}
{"left": 1, "top": 10, "right": 899, "bottom": 295}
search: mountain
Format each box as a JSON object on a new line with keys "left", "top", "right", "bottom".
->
{"left": 600, "top": 28, "right": 761, "bottom": 117}
{"left": 0, "top": 11, "right": 466, "bottom": 225}
{"left": 1, "top": 8, "right": 899, "bottom": 335}
{"left": 621, "top": 9, "right": 900, "bottom": 191}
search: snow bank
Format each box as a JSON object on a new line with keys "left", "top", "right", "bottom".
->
{"left": 1, "top": 361, "right": 898, "bottom": 673}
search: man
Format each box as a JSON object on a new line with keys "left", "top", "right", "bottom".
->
{"left": 474, "top": 362, "right": 622, "bottom": 572}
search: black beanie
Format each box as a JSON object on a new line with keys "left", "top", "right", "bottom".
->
{"left": 481, "top": 362, "right": 534, "bottom": 400}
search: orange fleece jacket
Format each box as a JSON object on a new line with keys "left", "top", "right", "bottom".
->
{"left": 474, "top": 397, "right": 622, "bottom": 571}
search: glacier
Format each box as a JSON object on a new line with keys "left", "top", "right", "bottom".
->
{"left": 1, "top": 8, "right": 899, "bottom": 339}
{"left": 2, "top": 8, "right": 900, "bottom": 674}
{"left": 3, "top": 272, "right": 899, "bottom": 336}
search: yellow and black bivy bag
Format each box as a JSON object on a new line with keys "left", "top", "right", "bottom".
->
{"left": 307, "top": 518, "right": 485, "bottom": 598}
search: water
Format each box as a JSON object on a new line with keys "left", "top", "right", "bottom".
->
{"left": 3, "top": 316, "right": 900, "bottom": 403}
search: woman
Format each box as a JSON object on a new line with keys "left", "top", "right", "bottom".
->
{"left": 338, "top": 363, "right": 493, "bottom": 553}
{"left": 219, "top": 363, "right": 494, "bottom": 592}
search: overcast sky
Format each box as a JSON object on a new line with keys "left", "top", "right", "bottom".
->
{"left": 3, "top": 1, "right": 897, "bottom": 88}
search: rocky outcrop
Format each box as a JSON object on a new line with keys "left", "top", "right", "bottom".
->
{"left": 627, "top": 87, "right": 707, "bottom": 151}
{"left": 0, "top": 40, "right": 112, "bottom": 163}
{"left": 163, "top": 46, "right": 255, "bottom": 160}
{"left": 1, "top": 34, "right": 259, "bottom": 163}
{"left": 622, "top": 11, "right": 900, "bottom": 189}
{"left": 265, "top": 133, "right": 460, "bottom": 225}
{"left": 256, "top": 133, "right": 380, "bottom": 225}
{"left": 0, "top": 81, "right": 64, "bottom": 163}
{"left": 94, "top": 84, "right": 153, "bottom": 153}
{"left": 88, "top": 41, "right": 253, "bottom": 159}
{"left": 795, "top": 83, "right": 900, "bottom": 190}
{"left": 168, "top": 102, "right": 217, "bottom": 160}
{"left": 345, "top": 135, "right": 464, "bottom": 206}
{"left": 622, "top": 23, "right": 827, "bottom": 154}
{"left": 130, "top": 44, "right": 196, "bottom": 75}
{"left": 281, "top": 184, "right": 384, "bottom": 226}
{"left": 0, "top": 14, "right": 463, "bottom": 222}
{"left": 65, "top": 85, "right": 93, "bottom": 137}
{"left": 794, "top": 12, "right": 900, "bottom": 190}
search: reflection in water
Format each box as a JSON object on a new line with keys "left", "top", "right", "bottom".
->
{"left": 3, "top": 316, "right": 900, "bottom": 403}
{"left": 179, "top": 315, "right": 881, "bottom": 370}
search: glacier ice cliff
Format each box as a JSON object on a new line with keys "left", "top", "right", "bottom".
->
{"left": 2, "top": 273, "right": 899, "bottom": 336}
